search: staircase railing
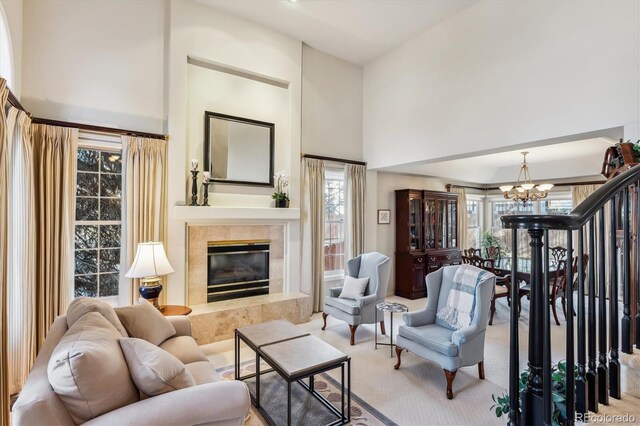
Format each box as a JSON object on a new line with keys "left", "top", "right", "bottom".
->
{"left": 501, "top": 165, "right": 640, "bottom": 425}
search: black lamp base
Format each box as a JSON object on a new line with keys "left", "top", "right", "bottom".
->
{"left": 139, "top": 283, "right": 163, "bottom": 309}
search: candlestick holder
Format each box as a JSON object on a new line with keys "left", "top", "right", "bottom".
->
{"left": 190, "top": 170, "right": 199, "bottom": 206}
{"left": 202, "top": 181, "right": 210, "bottom": 206}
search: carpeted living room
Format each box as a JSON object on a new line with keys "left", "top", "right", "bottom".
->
{"left": 3, "top": 1, "right": 640, "bottom": 426}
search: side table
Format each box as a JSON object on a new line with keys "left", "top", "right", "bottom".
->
{"left": 375, "top": 302, "right": 408, "bottom": 357}
{"left": 160, "top": 305, "right": 192, "bottom": 316}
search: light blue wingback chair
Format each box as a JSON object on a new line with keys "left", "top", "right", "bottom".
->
{"left": 394, "top": 264, "right": 495, "bottom": 399}
{"left": 321, "top": 252, "right": 391, "bottom": 345}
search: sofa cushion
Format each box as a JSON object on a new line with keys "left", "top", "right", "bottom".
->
{"left": 115, "top": 299, "right": 176, "bottom": 345}
{"left": 159, "top": 335, "right": 208, "bottom": 365}
{"left": 185, "top": 360, "right": 220, "bottom": 385}
{"left": 47, "top": 312, "right": 139, "bottom": 424}
{"left": 324, "top": 296, "right": 360, "bottom": 315}
{"left": 119, "top": 337, "right": 196, "bottom": 396}
{"left": 67, "top": 296, "right": 128, "bottom": 337}
{"left": 398, "top": 323, "right": 458, "bottom": 357}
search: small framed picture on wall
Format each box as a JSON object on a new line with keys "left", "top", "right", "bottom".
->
{"left": 378, "top": 209, "right": 391, "bottom": 224}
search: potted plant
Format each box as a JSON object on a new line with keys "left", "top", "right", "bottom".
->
{"left": 272, "top": 170, "right": 289, "bottom": 208}
{"left": 481, "top": 230, "right": 503, "bottom": 259}
{"left": 491, "top": 360, "right": 571, "bottom": 426}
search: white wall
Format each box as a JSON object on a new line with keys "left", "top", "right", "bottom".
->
{"left": 1, "top": 0, "right": 22, "bottom": 96}
{"left": 302, "top": 44, "right": 363, "bottom": 161}
{"left": 167, "top": 0, "right": 302, "bottom": 303}
{"left": 21, "top": 0, "right": 166, "bottom": 133}
{"left": 374, "top": 172, "right": 446, "bottom": 295}
{"left": 364, "top": 0, "right": 640, "bottom": 170}
{"left": 187, "top": 63, "right": 288, "bottom": 195}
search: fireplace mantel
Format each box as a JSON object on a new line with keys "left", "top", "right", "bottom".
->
{"left": 173, "top": 205, "right": 300, "bottom": 222}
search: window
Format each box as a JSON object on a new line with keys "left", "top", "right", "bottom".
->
{"left": 324, "top": 168, "right": 345, "bottom": 275}
{"left": 466, "top": 199, "right": 482, "bottom": 249}
{"left": 74, "top": 147, "right": 122, "bottom": 298}
{"left": 0, "top": 5, "right": 14, "bottom": 90}
{"left": 488, "top": 195, "right": 572, "bottom": 260}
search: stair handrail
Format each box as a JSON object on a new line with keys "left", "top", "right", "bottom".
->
{"left": 501, "top": 164, "right": 640, "bottom": 230}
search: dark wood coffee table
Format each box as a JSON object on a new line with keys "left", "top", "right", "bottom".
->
{"left": 235, "top": 320, "right": 351, "bottom": 426}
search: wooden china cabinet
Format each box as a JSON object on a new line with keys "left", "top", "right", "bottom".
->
{"left": 395, "top": 189, "right": 462, "bottom": 299}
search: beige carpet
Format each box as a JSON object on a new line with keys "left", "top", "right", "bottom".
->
{"left": 200, "top": 295, "right": 640, "bottom": 425}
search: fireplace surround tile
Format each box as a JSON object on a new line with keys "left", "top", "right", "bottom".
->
{"left": 188, "top": 224, "right": 285, "bottom": 306}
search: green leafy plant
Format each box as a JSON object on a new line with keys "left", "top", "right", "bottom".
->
{"left": 480, "top": 231, "right": 503, "bottom": 258}
{"left": 633, "top": 141, "right": 640, "bottom": 162}
{"left": 491, "top": 360, "right": 571, "bottom": 426}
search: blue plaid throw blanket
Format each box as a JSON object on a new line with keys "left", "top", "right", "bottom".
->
{"left": 436, "top": 265, "right": 487, "bottom": 330}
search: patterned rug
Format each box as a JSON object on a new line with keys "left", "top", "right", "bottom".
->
{"left": 219, "top": 361, "right": 396, "bottom": 426}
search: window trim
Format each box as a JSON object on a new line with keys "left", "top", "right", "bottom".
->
{"left": 324, "top": 166, "right": 346, "bottom": 279}
{"left": 75, "top": 132, "right": 124, "bottom": 306}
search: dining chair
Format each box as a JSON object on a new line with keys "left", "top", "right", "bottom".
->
{"left": 463, "top": 255, "right": 512, "bottom": 325}
{"left": 549, "top": 246, "right": 567, "bottom": 267}
{"left": 484, "top": 245, "right": 501, "bottom": 261}
{"left": 463, "top": 247, "right": 482, "bottom": 258}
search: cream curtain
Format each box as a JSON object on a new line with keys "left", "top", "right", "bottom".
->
{"left": 450, "top": 187, "right": 468, "bottom": 250}
{"left": 122, "top": 136, "right": 168, "bottom": 305}
{"left": 7, "top": 108, "right": 35, "bottom": 396}
{"left": 301, "top": 158, "right": 325, "bottom": 312}
{"left": 345, "top": 164, "right": 366, "bottom": 260}
{"left": 31, "top": 123, "right": 78, "bottom": 348}
{"left": 0, "top": 79, "right": 10, "bottom": 425}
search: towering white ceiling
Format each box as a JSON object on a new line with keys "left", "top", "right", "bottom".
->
{"left": 196, "top": 0, "right": 476, "bottom": 65}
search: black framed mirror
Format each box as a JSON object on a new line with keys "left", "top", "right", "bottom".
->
{"left": 204, "top": 111, "right": 275, "bottom": 187}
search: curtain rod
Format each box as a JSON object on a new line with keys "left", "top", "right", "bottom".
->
{"left": 31, "top": 117, "right": 167, "bottom": 140}
{"left": 302, "top": 153, "right": 366, "bottom": 166}
{"left": 7, "top": 90, "right": 30, "bottom": 116}
{"left": 446, "top": 183, "right": 487, "bottom": 191}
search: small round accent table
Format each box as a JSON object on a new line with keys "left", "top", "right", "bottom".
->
{"left": 159, "top": 305, "right": 192, "bottom": 316}
{"left": 375, "top": 302, "right": 408, "bottom": 357}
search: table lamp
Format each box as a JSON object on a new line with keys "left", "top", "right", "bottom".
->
{"left": 125, "top": 242, "right": 174, "bottom": 308}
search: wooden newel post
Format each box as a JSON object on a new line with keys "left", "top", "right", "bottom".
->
{"left": 521, "top": 229, "right": 544, "bottom": 425}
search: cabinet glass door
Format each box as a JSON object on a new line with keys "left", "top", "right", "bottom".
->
{"left": 438, "top": 200, "right": 447, "bottom": 248}
{"left": 424, "top": 200, "right": 436, "bottom": 248}
{"left": 409, "top": 197, "right": 422, "bottom": 250}
{"left": 448, "top": 199, "right": 457, "bottom": 247}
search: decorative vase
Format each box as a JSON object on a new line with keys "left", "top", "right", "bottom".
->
{"left": 275, "top": 199, "right": 289, "bottom": 208}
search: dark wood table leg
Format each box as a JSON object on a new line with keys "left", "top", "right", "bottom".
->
{"left": 255, "top": 351, "right": 261, "bottom": 408}
{"left": 287, "top": 380, "right": 292, "bottom": 426}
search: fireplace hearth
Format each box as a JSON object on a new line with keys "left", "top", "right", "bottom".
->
{"left": 207, "top": 240, "right": 270, "bottom": 302}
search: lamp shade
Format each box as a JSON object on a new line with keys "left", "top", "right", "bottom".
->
{"left": 125, "top": 242, "right": 174, "bottom": 278}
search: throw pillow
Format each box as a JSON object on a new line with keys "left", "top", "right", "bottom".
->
{"left": 119, "top": 337, "right": 196, "bottom": 396}
{"left": 115, "top": 299, "right": 176, "bottom": 346}
{"left": 66, "top": 297, "right": 129, "bottom": 337}
{"left": 339, "top": 275, "right": 370, "bottom": 300}
{"left": 48, "top": 312, "right": 139, "bottom": 424}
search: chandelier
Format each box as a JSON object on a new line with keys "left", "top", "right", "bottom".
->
{"left": 499, "top": 152, "right": 553, "bottom": 205}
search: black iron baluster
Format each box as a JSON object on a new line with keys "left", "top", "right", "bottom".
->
{"left": 597, "top": 207, "right": 609, "bottom": 405}
{"left": 521, "top": 229, "right": 544, "bottom": 425}
{"left": 587, "top": 218, "right": 599, "bottom": 412}
{"left": 508, "top": 228, "right": 520, "bottom": 426}
{"left": 566, "top": 230, "right": 575, "bottom": 425}
{"left": 621, "top": 186, "right": 632, "bottom": 354}
{"left": 543, "top": 231, "right": 552, "bottom": 426}
{"left": 576, "top": 229, "right": 587, "bottom": 416}
{"left": 609, "top": 198, "right": 620, "bottom": 399}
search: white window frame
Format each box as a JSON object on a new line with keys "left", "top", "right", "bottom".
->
{"left": 466, "top": 194, "right": 485, "bottom": 249}
{"left": 75, "top": 132, "right": 123, "bottom": 306}
{"left": 324, "top": 166, "right": 346, "bottom": 281}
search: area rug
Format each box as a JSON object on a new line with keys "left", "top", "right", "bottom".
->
{"left": 218, "top": 361, "right": 397, "bottom": 426}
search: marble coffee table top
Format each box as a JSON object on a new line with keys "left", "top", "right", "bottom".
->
{"left": 376, "top": 302, "right": 409, "bottom": 313}
{"left": 236, "top": 320, "right": 309, "bottom": 348}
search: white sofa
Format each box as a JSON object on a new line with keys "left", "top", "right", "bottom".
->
{"left": 12, "top": 300, "right": 250, "bottom": 425}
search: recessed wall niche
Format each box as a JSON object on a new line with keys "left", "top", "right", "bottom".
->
{"left": 186, "top": 59, "right": 290, "bottom": 199}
